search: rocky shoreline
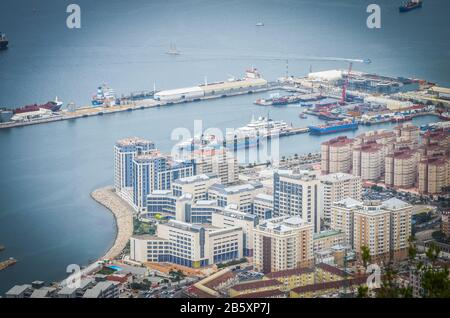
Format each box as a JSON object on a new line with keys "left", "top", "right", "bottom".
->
{"left": 90, "top": 187, "right": 134, "bottom": 260}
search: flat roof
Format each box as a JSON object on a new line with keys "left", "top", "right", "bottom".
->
{"left": 6, "top": 284, "right": 31, "bottom": 296}
{"left": 155, "top": 86, "right": 203, "bottom": 97}
{"left": 231, "top": 279, "right": 281, "bottom": 291}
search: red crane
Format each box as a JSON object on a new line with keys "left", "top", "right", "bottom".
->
{"left": 341, "top": 62, "right": 353, "bottom": 105}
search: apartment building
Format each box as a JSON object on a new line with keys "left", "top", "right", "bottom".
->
{"left": 253, "top": 216, "right": 314, "bottom": 273}
{"left": 385, "top": 149, "right": 418, "bottom": 189}
{"left": 253, "top": 193, "right": 274, "bottom": 220}
{"left": 319, "top": 172, "right": 362, "bottom": 222}
{"left": 208, "top": 181, "right": 263, "bottom": 213}
{"left": 418, "top": 154, "right": 450, "bottom": 195}
{"left": 352, "top": 142, "right": 385, "bottom": 181}
{"left": 172, "top": 173, "right": 219, "bottom": 200}
{"left": 330, "top": 198, "right": 362, "bottom": 247}
{"left": 114, "top": 137, "right": 155, "bottom": 193}
{"left": 321, "top": 136, "right": 354, "bottom": 174}
{"left": 132, "top": 152, "right": 194, "bottom": 212}
{"left": 382, "top": 197, "right": 413, "bottom": 261}
{"left": 193, "top": 148, "right": 239, "bottom": 185}
{"left": 273, "top": 170, "right": 321, "bottom": 233}
{"left": 353, "top": 201, "right": 391, "bottom": 263}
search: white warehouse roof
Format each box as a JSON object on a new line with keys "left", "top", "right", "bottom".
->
{"left": 155, "top": 86, "right": 203, "bottom": 97}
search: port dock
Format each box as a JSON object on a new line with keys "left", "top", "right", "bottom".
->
{"left": 0, "top": 82, "right": 281, "bottom": 130}
{"left": 0, "top": 258, "right": 17, "bottom": 271}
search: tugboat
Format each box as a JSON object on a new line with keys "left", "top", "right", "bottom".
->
{"left": 399, "top": 0, "right": 422, "bottom": 13}
{"left": 0, "top": 32, "right": 8, "bottom": 50}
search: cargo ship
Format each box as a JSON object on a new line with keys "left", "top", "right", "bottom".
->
{"left": 309, "top": 119, "right": 358, "bottom": 135}
{"left": 399, "top": 0, "right": 422, "bottom": 12}
{"left": 0, "top": 32, "right": 8, "bottom": 50}
{"left": 92, "top": 84, "right": 117, "bottom": 107}
{"left": 13, "top": 97, "right": 63, "bottom": 114}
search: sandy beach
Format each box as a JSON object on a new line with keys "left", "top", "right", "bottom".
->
{"left": 90, "top": 187, "right": 134, "bottom": 260}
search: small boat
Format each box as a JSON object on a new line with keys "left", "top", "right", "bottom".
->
{"left": 0, "top": 245, "right": 5, "bottom": 252}
{"left": 166, "top": 43, "right": 181, "bottom": 55}
{"left": 439, "top": 112, "right": 450, "bottom": 121}
{"left": 256, "top": 22, "right": 264, "bottom": 27}
{"left": 0, "top": 32, "right": 8, "bottom": 50}
{"left": 299, "top": 113, "right": 307, "bottom": 119}
{"left": 399, "top": 0, "right": 422, "bottom": 13}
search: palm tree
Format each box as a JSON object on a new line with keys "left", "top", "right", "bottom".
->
{"left": 361, "top": 245, "right": 371, "bottom": 269}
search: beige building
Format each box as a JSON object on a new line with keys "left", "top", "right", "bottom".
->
{"left": 418, "top": 155, "right": 450, "bottom": 195}
{"left": 353, "top": 201, "right": 391, "bottom": 263}
{"left": 193, "top": 148, "right": 239, "bottom": 185}
{"left": 208, "top": 181, "right": 264, "bottom": 213}
{"left": 253, "top": 216, "right": 314, "bottom": 273}
{"left": 385, "top": 149, "right": 418, "bottom": 188}
{"left": 330, "top": 198, "right": 362, "bottom": 247}
{"left": 313, "top": 230, "right": 346, "bottom": 253}
{"left": 130, "top": 220, "right": 243, "bottom": 268}
{"left": 253, "top": 193, "right": 274, "bottom": 220}
{"left": 352, "top": 142, "right": 385, "bottom": 181}
{"left": 211, "top": 206, "right": 258, "bottom": 257}
{"left": 355, "top": 129, "right": 396, "bottom": 155}
{"left": 442, "top": 211, "right": 450, "bottom": 237}
{"left": 422, "top": 130, "right": 450, "bottom": 151}
{"left": 382, "top": 198, "right": 413, "bottom": 261}
{"left": 172, "top": 173, "right": 219, "bottom": 200}
{"left": 321, "top": 136, "right": 354, "bottom": 174}
{"left": 319, "top": 172, "right": 362, "bottom": 222}
{"left": 331, "top": 198, "right": 412, "bottom": 263}
{"left": 393, "top": 123, "right": 420, "bottom": 148}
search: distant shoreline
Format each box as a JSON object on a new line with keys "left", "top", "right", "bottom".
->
{"left": 90, "top": 187, "right": 134, "bottom": 260}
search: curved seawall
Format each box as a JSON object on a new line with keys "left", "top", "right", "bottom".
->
{"left": 90, "top": 187, "right": 134, "bottom": 260}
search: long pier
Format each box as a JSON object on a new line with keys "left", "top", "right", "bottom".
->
{"left": 0, "top": 84, "right": 282, "bottom": 130}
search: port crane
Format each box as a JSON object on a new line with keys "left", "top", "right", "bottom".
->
{"left": 341, "top": 61, "right": 353, "bottom": 105}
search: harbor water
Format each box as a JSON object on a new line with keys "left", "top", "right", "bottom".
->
{"left": 0, "top": 0, "right": 449, "bottom": 293}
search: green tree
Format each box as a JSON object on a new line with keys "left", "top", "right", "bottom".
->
{"left": 425, "top": 242, "right": 440, "bottom": 265}
{"left": 357, "top": 285, "right": 369, "bottom": 298}
{"left": 408, "top": 235, "right": 417, "bottom": 263}
{"left": 376, "top": 267, "right": 400, "bottom": 298}
{"left": 361, "top": 246, "right": 371, "bottom": 269}
{"left": 421, "top": 266, "right": 450, "bottom": 298}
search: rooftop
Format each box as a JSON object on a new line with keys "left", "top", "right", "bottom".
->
{"left": 333, "top": 198, "right": 362, "bottom": 208}
{"left": 230, "top": 279, "right": 281, "bottom": 291}
{"left": 173, "top": 173, "right": 217, "bottom": 185}
{"left": 319, "top": 172, "right": 359, "bottom": 183}
{"left": 266, "top": 267, "right": 314, "bottom": 279}
{"left": 382, "top": 197, "right": 411, "bottom": 210}
{"left": 116, "top": 137, "right": 153, "bottom": 147}
{"left": 233, "top": 289, "right": 285, "bottom": 298}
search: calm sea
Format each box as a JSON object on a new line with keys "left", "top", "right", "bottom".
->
{"left": 0, "top": 0, "right": 449, "bottom": 293}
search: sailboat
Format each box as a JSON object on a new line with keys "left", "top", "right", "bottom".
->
{"left": 166, "top": 43, "right": 181, "bottom": 55}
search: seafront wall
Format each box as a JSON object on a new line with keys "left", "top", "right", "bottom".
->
{"left": 90, "top": 187, "right": 134, "bottom": 260}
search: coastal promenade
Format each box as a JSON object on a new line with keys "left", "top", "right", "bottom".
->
{"left": 90, "top": 187, "right": 134, "bottom": 260}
